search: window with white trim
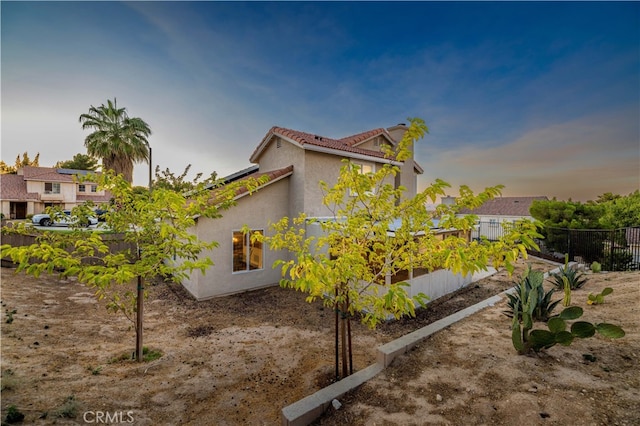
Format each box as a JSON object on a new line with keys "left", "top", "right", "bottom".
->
{"left": 232, "top": 230, "right": 263, "bottom": 272}
{"left": 91, "top": 185, "right": 97, "bottom": 193}
{"left": 78, "top": 184, "right": 86, "bottom": 192}
{"left": 350, "top": 163, "right": 375, "bottom": 196}
{"left": 44, "top": 182, "right": 61, "bottom": 194}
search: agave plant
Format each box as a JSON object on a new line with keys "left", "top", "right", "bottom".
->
{"left": 549, "top": 259, "right": 588, "bottom": 290}
{"left": 504, "top": 265, "right": 561, "bottom": 323}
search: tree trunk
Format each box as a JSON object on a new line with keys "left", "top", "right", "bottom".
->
{"left": 347, "top": 314, "right": 353, "bottom": 375}
{"left": 334, "top": 298, "right": 339, "bottom": 382}
{"left": 340, "top": 308, "right": 348, "bottom": 379}
{"left": 135, "top": 275, "right": 144, "bottom": 361}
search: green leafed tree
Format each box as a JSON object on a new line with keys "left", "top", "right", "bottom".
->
{"left": 258, "top": 118, "right": 541, "bottom": 380}
{"left": 55, "top": 153, "right": 99, "bottom": 171}
{"left": 1, "top": 171, "right": 267, "bottom": 361}
{"left": 530, "top": 199, "right": 603, "bottom": 230}
{"left": 0, "top": 152, "right": 40, "bottom": 174}
{"left": 79, "top": 98, "right": 151, "bottom": 183}
{"left": 153, "top": 164, "right": 218, "bottom": 193}
{"left": 598, "top": 190, "right": 640, "bottom": 229}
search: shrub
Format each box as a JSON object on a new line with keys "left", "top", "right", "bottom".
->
{"left": 549, "top": 265, "right": 588, "bottom": 290}
{"left": 53, "top": 395, "right": 81, "bottom": 419}
{"left": 5, "top": 309, "right": 17, "bottom": 324}
{"left": 504, "top": 265, "right": 560, "bottom": 322}
{"left": 1, "top": 369, "right": 18, "bottom": 391}
{"left": 591, "top": 261, "right": 602, "bottom": 273}
{"left": 143, "top": 346, "right": 162, "bottom": 362}
{"left": 4, "top": 405, "right": 25, "bottom": 423}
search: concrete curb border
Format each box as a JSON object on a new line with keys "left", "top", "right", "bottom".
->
{"left": 281, "top": 264, "right": 564, "bottom": 426}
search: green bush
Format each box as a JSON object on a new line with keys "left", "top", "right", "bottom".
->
{"left": 4, "top": 405, "right": 25, "bottom": 423}
{"left": 504, "top": 265, "right": 560, "bottom": 322}
{"left": 53, "top": 395, "right": 80, "bottom": 419}
{"left": 549, "top": 265, "right": 588, "bottom": 290}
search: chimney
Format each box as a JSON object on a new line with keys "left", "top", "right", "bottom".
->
{"left": 387, "top": 123, "right": 408, "bottom": 144}
{"left": 387, "top": 123, "right": 417, "bottom": 202}
{"left": 441, "top": 196, "right": 456, "bottom": 206}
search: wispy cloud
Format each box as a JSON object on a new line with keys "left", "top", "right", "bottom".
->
{"left": 420, "top": 107, "right": 639, "bottom": 200}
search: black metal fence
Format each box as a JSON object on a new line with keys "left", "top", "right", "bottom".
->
{"left": 471, "top": 222, "right": 640, "bottom": 271}
{"left": 533, "top": 227, "right": 640, "bottom": 271}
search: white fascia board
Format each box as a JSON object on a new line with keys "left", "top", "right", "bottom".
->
{"left": 303, "top": 144, "right": 402, "bottom": 166}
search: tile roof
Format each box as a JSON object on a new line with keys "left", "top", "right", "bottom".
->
{"left": 0, "top": 174, "right": 40, "bottom": 200}
{"left": 206, "top": 165, "right": 294, "bottom": 205}
{"left": 459, "top": 196, "right": 549, "bottom": 216}
{"left": 340, "top": 128, "right": 392, "bottom": 147}
{"left": 21, "top": 166, "right": 75, "bottom": 182}
{"left": 2, "top": 168, "right": 110, "bottom": 203}
{"left": 250, "top": 126, "right": 396, "bottom": 163}
{"left": 20, "top": 166, "right": 99, "bottom": 183}
{"left": 77, "top": 194, "right": 113, "bottom": 203}
{"left": 234, "top": 165, "right": 294, "bottom": 198}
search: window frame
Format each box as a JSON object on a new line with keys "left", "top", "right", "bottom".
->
{"left": 350, "top": 162, "right": 376, "bottom": 196}
{"left": 232, "top": 229, "right": 264, "bottom": 273}
{"left": 44, "top": 182, "right": 61, "bottom": 194}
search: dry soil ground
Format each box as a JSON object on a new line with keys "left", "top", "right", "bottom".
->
{"left": 1, "top": 258, "right": 638, "bottom": 425}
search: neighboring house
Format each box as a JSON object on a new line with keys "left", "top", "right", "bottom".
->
{"left": 0, "top": 167, "right": 111, "bottom": 219}
{"left": 457, "top": 196, "right": 548, "bottom": 240}
{"left": 625, "top": 227, "right": 640, "bottom": 268}
{"left": 181, "top": 124, "right": 424, "bottom": 300}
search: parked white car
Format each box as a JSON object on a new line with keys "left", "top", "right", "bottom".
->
{"left": 31, "top": 210, "right": 98, "bottom": 227}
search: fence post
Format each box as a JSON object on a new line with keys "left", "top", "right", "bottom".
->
{"left": 609, "top": 229, "right": 616, "bottom": 271}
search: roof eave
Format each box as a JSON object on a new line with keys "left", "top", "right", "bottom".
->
{"left": 304, "top": 144, "right": 402, "bottom": 166}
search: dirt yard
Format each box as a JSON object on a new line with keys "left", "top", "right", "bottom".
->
{"left": 1, "top": 258, "right": 638, "bottom": 425}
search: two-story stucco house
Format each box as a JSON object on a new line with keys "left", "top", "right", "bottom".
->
{"left": 0, "top": 167, "right": 111, "bottom": 219}
{"left": 181, "top": 123, "right": 423, "bottom": 300}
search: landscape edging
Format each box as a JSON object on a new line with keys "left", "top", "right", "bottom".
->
{"left": 281, "top": 264, "right": 564, "bottom": 426}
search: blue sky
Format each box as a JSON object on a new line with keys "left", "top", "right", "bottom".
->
{"left": 2, "top": 1, "right": 639, "bottom": 201}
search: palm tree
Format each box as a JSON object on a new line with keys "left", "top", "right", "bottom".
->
{"left": 79, "top": 98, "right": 152, "bottom": 183}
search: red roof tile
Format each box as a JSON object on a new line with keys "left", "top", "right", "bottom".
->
{"left": 251, "top": 127, "right": 397, "bottom": 162}
{"left": 340, "top": 128, "right": 391, "bottom": 147}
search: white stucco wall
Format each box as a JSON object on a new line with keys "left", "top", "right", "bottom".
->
{"left": 404, "top": 267, "right": 497, "bottom": 302}
{"left": 180, "top": 176, "right": 292, "bottom": 300}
